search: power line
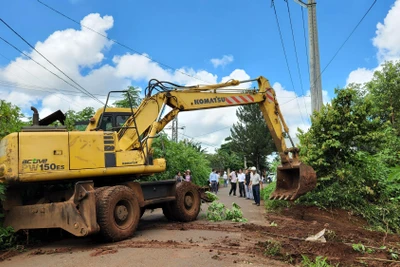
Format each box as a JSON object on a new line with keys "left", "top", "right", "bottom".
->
{"left": 37, "top": 0, "right": 211, "bottom": 85}
{"left": 301, "top": 6, "right": 310, "bottom": 80}
{"left": 0, "top": 18, "right": 104, "bottom": 105}
{"left": 0, "top": 35, "right": 101, "bottom": 104}
{"left": 271, "top": 0, "right": 306, "bottom": 125}
{"left": 0, "top": 79, "right": 110, "bottom": 98}
{"left": 309, "top": 0, "right": 378, "bottom": 92}
{"left": 179, "top": 132, "right": 219, "bottom": 149}
{"left": 192, "top": 126, "right": 231, "bottom": 138}
{"left": 284, "top": 0, "right": 310, "bottom": 119}
{"left": 0, "top": 49, "right": 84, "bottom": 109}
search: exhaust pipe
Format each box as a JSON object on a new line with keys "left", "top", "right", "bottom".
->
{"left": 31, "top": 106, "right": 39, "bottom": 126}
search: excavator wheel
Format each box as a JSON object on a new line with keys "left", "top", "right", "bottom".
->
{"left": 96, "top": 186, "right": 140, "bottom": 242}
{"left": 169, "top": 182, "right": 201, "bottom": 222}
{"left": 95, "top": 186, "right": 110, "bottom": 201}
{"left": 162, "top": 202, "right": 179, "bottom": 221}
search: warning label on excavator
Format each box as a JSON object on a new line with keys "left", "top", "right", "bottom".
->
{"left": 22, "top": 158, "right": 65, "bottom": 172}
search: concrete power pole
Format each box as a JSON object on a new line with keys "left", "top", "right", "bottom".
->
{"left": 295, "top": 0, "right": 323, "bottom": 112}
{"left": 169, "top": 116, "right": 185, "bottom": 143}
{"left": 171, "top": 117, "right": 178, "bottom": 143}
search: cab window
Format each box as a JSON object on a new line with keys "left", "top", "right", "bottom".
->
{"left": 100, "top": 116, "right": 113, "bottom": 131}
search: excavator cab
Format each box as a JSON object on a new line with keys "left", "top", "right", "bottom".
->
{"left": 270, "top": 162, "right": 317, "bottom": 201}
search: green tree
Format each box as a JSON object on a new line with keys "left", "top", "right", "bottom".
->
{"left": 0, "top": 100, "right": 26, "bottom": 139}
{"left": 230, "top": 104, "right": 275, "bottom": 170}
{"left": 150, "top": 134, "right": 211, "bottom": 186}
{"left": 366, "top": 60, "right": 400, "bottom": 132}
{"left": 298, "top": 86, "right": 400, "bottom": 232}
{"left": 181, "top": 139, "right": 207, "bottom": 153}
{"left": 206, "top": 137, "right": 243, "bottom": 171}
{"left": 64, "top": 107, "right": 95, "bottom": 131}
{"left": 112, "top": 86, "right": 141, "bottom": 108}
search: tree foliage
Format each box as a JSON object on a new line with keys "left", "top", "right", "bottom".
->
{"left": 230, "top": 104, "right": 275, "bottom": 170}
{"left": 0, "top": 100, "right": 26, "bottom": 139}
{"left": 206, "top": 138, "right": 243, "bottom": 171}
{"left": 366, "top": 61, "right": 400, "bottom": 132}
{"left": 150, "top": 134, "right": 210, "bottom": 186}
{"left": 112, "top": 86, "right": 141, "bottom": 108}
{"left": 181, "top": 139, "right": 207, "bottom": 154}
{"left": 64, "top": 107, "right": 95, "bottom": 131}
{"left": 298, "top": 79, "right": 400, "bottom": 232}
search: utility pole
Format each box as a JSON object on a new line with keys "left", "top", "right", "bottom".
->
{"left": 294, "top": 0, "right": 323, "bottom": 112}
{"left": 171, "top": 117, "right": 178, "bottom": 143}
{"left": 166, "top": 116, "right": 185, "bottom": 143}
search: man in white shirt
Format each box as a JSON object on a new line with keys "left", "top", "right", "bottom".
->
{"left": 237, "top": 169, "right": 246, "bottom": 197}
{"left": 229, "top": 170, "right": 237, "bottom": 196}
{"left": 249, "top": 166, "right": 262, "bottom": 206}
{"left": 223, "top": 171, "right": 228, "bottom": 187}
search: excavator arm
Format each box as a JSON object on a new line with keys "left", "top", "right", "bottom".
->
{"left": 116, "top": 76, "right": 316, "bottom": 200}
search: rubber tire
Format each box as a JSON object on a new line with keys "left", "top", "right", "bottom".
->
{"left": 162, "top": 202, "right": 179, "bottom": 221}
{"left": 171, "top": 182, "right": 201, "bottom": 222}
{"left": 96, "top": 186, "right": 140, "bottom": 242}
{"left": 95, "top": 186, "right": 110, "bottom": 202}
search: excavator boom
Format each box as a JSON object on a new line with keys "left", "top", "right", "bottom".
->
{"left": 115, "top": 76, "right": 316, "bottom": 200}
{"left": 0, "top": 76, "right": 316, "bottom": 201}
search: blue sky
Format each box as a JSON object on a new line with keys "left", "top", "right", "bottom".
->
{"left": 0, "top": 0, "right": 399, "bottom": 151}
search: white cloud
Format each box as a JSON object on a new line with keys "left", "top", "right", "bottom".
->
{"left": 347, "top": 0, "right": 400, "bottom": 84}
{"left": 0, "top": 12, "right": 316, "bottom": 154}
{"left": 373, "top": 0, "right": 400, "bottom": 62}
{"left": 210, "top": 55, "right": 234, "bottom": 68}
{"left": 346, "top": 67, "right": 374, "bottom": 85}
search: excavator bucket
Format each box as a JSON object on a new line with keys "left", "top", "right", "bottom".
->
{"left": 269, "top": 163, "right": 317, "bottom": 201}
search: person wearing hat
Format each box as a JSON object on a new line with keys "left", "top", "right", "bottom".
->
{"left": 249, "top": 166, "right": 262, "bottom": 206}
{"left": 184, "top": 170, "right": 192, "bottom": 182}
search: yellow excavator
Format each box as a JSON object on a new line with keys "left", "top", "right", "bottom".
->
{"left": 0, "top": 76, "right": 316, "bottom": 241}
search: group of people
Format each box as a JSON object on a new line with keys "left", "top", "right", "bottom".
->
{"left": 209, "top": 167, "right": 263, "bottom": 206}
{"left": 174, "top": 170, "right": 192, "bottom": 182}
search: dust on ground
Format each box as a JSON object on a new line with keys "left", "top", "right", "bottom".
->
{"left": 1, "top": 187, "right": 399, "bottom": 267}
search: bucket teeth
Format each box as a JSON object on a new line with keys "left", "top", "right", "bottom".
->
{"left": 269, "top": 163, "right": 317, "bottom": 201}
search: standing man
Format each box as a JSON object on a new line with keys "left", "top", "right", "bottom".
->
{"left": 237, "top": 169, "right": 246, "bottom": 197}
{"left": 229, "top": 169, "right": 237, "bottom": 196}
{"left": 223, "top": 171, "right": 228, "bottom": 187}
{"left": 249, "top": 166, "right": 262, "bottom": 206}
{"left": 209, "top": 169, "right": 218, "bottom": 194}
{"left": 245, "top": 168, "right": 253, "bottom": 200}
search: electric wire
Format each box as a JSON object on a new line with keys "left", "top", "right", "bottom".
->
{"left": 271, "top": 0, "right": 306, "bottom": 125}
{"left": 0, "top": 35, "right": 102, "bottom": 105}
{"left": 192, "top": 126, "right": 231, "bottom": 138}
{"left": 284, "top": 0, "right": 310, "bottom": 119}
{"left": 0, "top": 79, "right": 110, "bottom": 97}
{"left": 37, "top": 0, "right": 211, "bottom": 84}
{"left": 0, "top": 18, "right": 104, "bottom": 105}
{"left": 0, "top": 49, "right": 84, "bottom": 109}
{"left": 180, "top": 132, "right": 219, "bottom": 149}
{"left": 301, "top": 6, "right": 310, "bottom": 80}
{"left": 309, "top": 0, "right": 378, "bottom": 92}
